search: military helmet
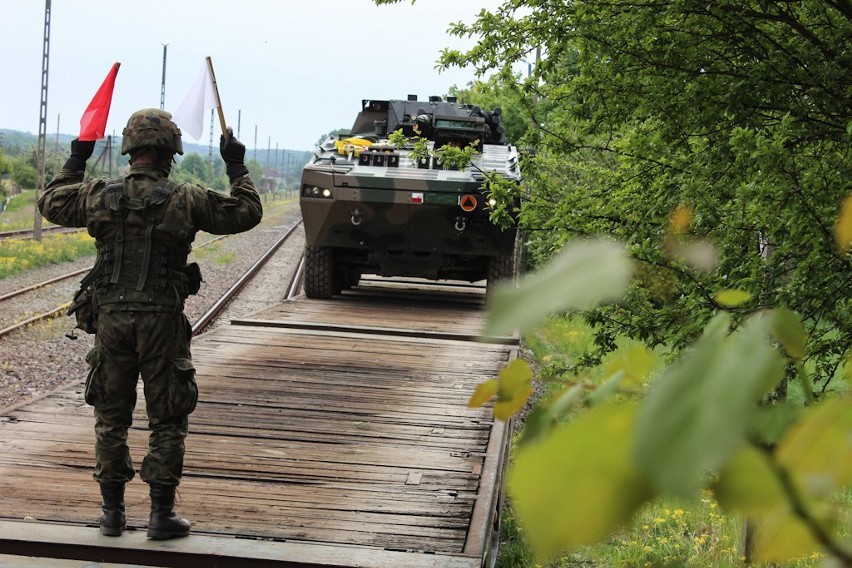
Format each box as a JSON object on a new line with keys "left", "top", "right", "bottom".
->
{"left": 120, "top": 108, "right": 184, "bottom": 155}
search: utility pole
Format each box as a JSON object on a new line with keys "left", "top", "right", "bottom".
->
{"left": 107, "top": 135, "right": 113, "bottom": 177}
{"left": 254, "top": 124, "right": 258, "bottom": 162}
{"left": 33, "top": 0, "right": 52, "bottom": 242}
{"left": 237, "top": 109, "right": 241, "bottom": 139}
{"left": 160, "top": 44, "right": 168, "bottom": 110}
{"left": 266, "top": 136, "right": 271, "bottom": 178}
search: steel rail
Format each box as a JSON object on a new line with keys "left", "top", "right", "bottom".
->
{"left": 0, "top": 226, "right": 83, "bottom": 240}
{"left": 0, "top": 267, "right": 90, "bottom": 303}
{"left": 0, "top": 302, "right": 70, "bottom": 338}
{"left": 286, "top": 253, "right": 305, "bottom": 300}
{"left": 192, "top": 221, "right": 302, "bottom": 335}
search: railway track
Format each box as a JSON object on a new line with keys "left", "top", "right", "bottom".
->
{"left": 192, "top": 221, "right": 302, "bottom": 335}
{"left": 0, "top": 232, "right": 268, "bottom": 340}
{"left": 0, "top": 225, "right": 84, "bottom": 240}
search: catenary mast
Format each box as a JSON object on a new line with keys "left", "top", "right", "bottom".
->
{"left": 33, "top": 0, "right": 52, "bottom": 242}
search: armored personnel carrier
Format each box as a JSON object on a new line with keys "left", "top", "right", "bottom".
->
{"left": 299, "top": 95, "right": 521, "bottom": 299}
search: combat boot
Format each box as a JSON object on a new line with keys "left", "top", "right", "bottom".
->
{"left": 147, "top": 484, "right": 191, "bottom": 540}
{"left": 98, "top": 481, "right": 126, "bottom": 536}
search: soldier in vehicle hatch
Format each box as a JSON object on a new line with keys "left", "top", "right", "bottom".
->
{"left": 38, "top": 108, "right": 263, "bottom": 540}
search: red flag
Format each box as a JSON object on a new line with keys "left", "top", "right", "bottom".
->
{"left": 79, "top": 62, "right": 120, "bottom": 141}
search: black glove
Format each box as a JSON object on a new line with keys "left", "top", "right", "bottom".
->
{"left": 220, "top": 127, "right": 249, "bottom": 181}
{"left": 63, "top": 139, "right": 96, "bottom": 172}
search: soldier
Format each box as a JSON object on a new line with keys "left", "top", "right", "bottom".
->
{"left": 38, "top": 108, "right": 262, "bottom": 539}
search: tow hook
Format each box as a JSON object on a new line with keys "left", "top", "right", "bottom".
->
{"left": 455, "top": 217, "right": 466, "bottom": 232}
{"left": 351, "top": 208, "right": 363, "bottom": 226}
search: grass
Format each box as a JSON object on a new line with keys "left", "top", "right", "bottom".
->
{"left": 501, "top": 315, "right": 849, "bottom": 568}
{"left": 191, "top": 244, "right": 236, "bottom": 266}
{"left": 0, "top": 231, "right": 95, "bottom": 278}
{"left": 1, "top": 190, "right": 47, "bottom": 231}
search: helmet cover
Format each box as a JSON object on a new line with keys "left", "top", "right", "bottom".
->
{"left": 120, "top": 108, "right": 184, "bottom": 155}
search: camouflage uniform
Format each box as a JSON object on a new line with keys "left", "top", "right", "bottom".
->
{"left": 39, "top": 110, "right": 262, "bottom": 489}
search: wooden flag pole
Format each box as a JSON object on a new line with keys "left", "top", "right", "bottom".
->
{"left": 206, "top": 56, "right": 228, "bottom": 136}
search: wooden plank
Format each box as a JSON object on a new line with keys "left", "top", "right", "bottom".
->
{"left": 0, "top": 285, "right": 516, "bottom": 566}
{"left": 0, "top": 521, "right": 482, "bottom": 568}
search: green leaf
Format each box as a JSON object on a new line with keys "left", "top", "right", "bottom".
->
{"left": 753, "top": 504, "right": 823, "bottom": 564}
{"left": 751, "top": 402, "right": 800, "bottom": 446}
{"left": 485, "top": 239, "right": 631, "bottom": 336}
{"left": 718, "top": 400, "right": 852, "bottom": 563}
{"left": 622, "top": 345, "right": 654, "bottom": 383}
{"left": 494, "top": 392, "right": 532, "bottom": 421}
{"left": 508, "top": 402, "right": 654, "bottom": 558}
{"left": 468, "top": 360, "right": 533, "bottom": 420}
{"left": 740, "top": 398, "right": 852, "bottom": 563}
{"left": 776, "top": 398, "right": 852, "bottom": 492}
{"left": 586, "top": 369, "right": 625, "bottom": 407}
{"left": 547, "top": 383, "right": 584, "bottom": 419}
{"left": 835, "top": 194, "right": 852, "bottom": 251}
{"left": 516, "top": 407, "right": 551, "bottom": 448}
{"left": 517, "top": 383, "right": 585, "bottom": 447}
{"left": 713, "top": 446, "right": 819, "bottom": 564}
{"left": 769, "top": 308, "right": 807, "bottom": 360}
{"left": 496, "top": 359, "right": 532, "bottom": 400}
{"left": 634, "top": 314, "right": 785, "bottom": 497}
{"left": 715, "top": 288, "right": 753, "bottom": 308}
{"left": 493, "top": 359, "right": 533, "bottom": 421}
{"left": 467, "top": 379, "right": 498, "bottom": 408}
{"left": 714, "top": 445, "right": 785, "bottom": 515}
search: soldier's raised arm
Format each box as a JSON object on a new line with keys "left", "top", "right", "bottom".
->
{"left": 37, "top": 139, "right": 97, "bottom": 228}
{"left": 190, "top": 127, "right": 263, "bottom": 235}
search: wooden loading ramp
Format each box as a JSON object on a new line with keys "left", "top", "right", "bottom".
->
{"left": 0, "top": 279, "right": 518, "bottom": 567}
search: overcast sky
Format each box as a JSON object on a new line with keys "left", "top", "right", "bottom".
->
{"left": 1, "top": 0, "right": 504, "bottom": 152}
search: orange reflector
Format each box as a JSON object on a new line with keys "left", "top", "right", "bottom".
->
{"left": 459, "top": 195, "right": 477, "bottom": 212}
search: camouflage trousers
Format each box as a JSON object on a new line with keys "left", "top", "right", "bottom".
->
{"left": 84, "top": 308, "right": 198, "bottom": 486}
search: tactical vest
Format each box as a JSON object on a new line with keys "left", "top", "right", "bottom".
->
{"left": 84, "top": 179, "right": 193, "bottom": 309}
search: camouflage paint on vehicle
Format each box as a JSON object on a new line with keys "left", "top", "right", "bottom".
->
{"left": 300, "top": 96, "right": 521, "bottom": 298}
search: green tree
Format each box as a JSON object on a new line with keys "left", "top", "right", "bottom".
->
{"left": 172, "top": 152, "right": 208, "bottom": 185}
{"left": 448, "top": 72, "right": 532, "bottom": 146}
{"left": 9, "top": 156, "right": 37, "bottom": 189}
{"left": 315, "top": 128, "right": 349, "bottom": 147}
{"left": 246, "top": 158, "right": 262, "bottom": 185}
{"left": 378, "top": 0, "right": 852, "bottom": 564}
{"left": 437, "top": 0, "right": 851, "bottom": 389}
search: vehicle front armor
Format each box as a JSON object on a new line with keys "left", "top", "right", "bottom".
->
{"left": 299, "top": 95, "right": 522, "bottom": 299}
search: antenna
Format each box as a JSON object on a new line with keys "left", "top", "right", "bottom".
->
{"left": 160, "top": 44, "right": 168, "bottom": 110}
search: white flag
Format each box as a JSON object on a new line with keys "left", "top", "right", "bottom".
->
{"left": 171, "top": 61, "right": 219, "bottom": 140}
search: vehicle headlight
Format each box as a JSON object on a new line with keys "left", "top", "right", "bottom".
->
{"left": 302, "top": 185, "right": 333, "bottom": 199}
